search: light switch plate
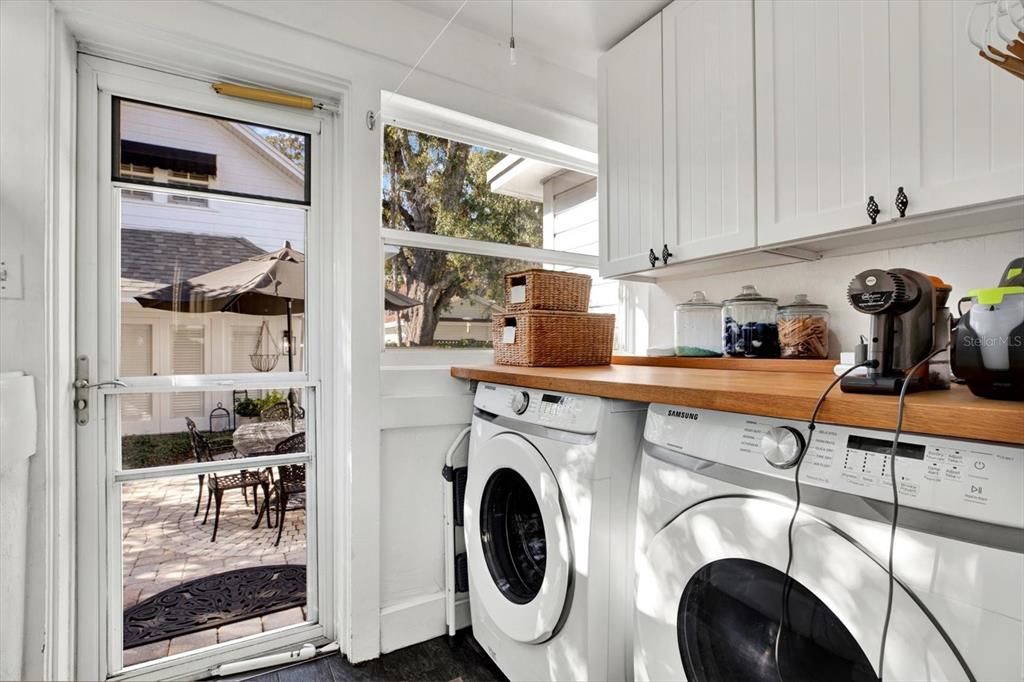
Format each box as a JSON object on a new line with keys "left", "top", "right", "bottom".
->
{"left": 0, "top": 251, "right": 23, "bottom": 299}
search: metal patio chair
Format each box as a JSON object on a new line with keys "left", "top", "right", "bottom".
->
{"left": 252, "top": 432, "right": 307, "bottom": 547}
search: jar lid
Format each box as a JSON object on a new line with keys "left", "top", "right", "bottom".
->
{"left": 724, "top": 284, "right": 777, "bottom": 304}
{"left": 779, "top": 293, "right": 828, "bottom": 311}
{"left": 675, "top": 290, "right": 722, "bottom": 309}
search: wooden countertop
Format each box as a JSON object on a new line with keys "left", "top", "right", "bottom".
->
{"left": 450, "top": 363, "right": 1024, "bottom": 445}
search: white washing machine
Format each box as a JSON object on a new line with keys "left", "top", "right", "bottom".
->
{"left": 464, "top": 382, "right": 645, "bottom": 682}
{"left": 634, "top": 403, "right": 1024, "bottom": 682}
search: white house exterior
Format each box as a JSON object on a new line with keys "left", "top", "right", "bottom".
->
{"left": 118, "top": 101, "right": 306, "bottom": 434}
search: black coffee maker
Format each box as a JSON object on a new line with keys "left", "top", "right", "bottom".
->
{"left": 841, "top": 268, "right": 950, "bottom": 395}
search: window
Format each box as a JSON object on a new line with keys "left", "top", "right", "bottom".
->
{"left": 381, "top": 120, "right": 622, "bottom": 350}
{"left": 113, "top": 98, "right": 311, "bottom": 205}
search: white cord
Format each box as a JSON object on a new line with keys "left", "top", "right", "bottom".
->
{"left": 377, "top": 0, "right": 470, "bottom": 119}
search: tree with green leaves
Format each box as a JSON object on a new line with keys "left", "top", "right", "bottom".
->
{"left": 382, "top": 125, "right": 542, "bottom": 345}
{"left": 262, "top": 131, "right": 306, "bottom": 166}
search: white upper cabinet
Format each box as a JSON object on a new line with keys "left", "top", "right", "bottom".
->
{"left": 755, "top": 0, "right": 892, "bottom": 247}
{"left": 598, "top": 13, "right": 664, "bottom": 278}
{"left": 662, "top": 0, "right": 756, "bottom": 263}
{"left": 889, "top": 0, "right": 1024, "bottom": 218}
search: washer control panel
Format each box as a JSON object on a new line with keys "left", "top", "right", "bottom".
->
{"left": 645, "top": 403, "right": 1024, "bottom": 528}
{"left": 474, "top": 382, "right": 602, "bottom": 434}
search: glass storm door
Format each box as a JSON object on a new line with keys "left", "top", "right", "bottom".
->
{"left": 75, "top": 56, "right": 335, "bottom": 680}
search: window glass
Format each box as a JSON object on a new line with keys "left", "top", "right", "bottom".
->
{"left": 382, "top": 125, "right": 596, "bottom": 253}
{"left": 120, "top": 469, "right": 309, "bottom": 667}
{"left": 118, "top": 387, "right": 308, "bottom": 470}
{"left": 383, "top": 246, "right": 542, "bottom": 348}
{"left": 119, "top": 189, "right": 306, "bottom": 375}
{"left": 114, "top": 99, "right": 310, "bottom": 204}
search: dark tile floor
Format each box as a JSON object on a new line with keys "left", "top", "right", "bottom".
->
{"left": 243, "top": 631, "right": 506, "bottom": 682}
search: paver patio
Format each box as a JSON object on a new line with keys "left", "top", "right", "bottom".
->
{"left": 121, "top": 474, "right": 307, "bottom": 668}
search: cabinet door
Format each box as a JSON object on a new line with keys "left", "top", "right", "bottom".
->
{"left": 890, "top": 0, "right": 1024, "bottom": 217}
{"left": 663, "top": 0, "right": 756, "bottom": 262}
{"left": 755, "top": 0, "right": 891, "bottom": 247}
{"left": 598, "top": 13, "right": 664, "bottom": 278}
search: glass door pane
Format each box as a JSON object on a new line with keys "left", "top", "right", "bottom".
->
{"left": 115, "top": 386, "right": 315, "bottom": 671}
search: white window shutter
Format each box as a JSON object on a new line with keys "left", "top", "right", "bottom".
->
{"left": 171, "top": 325, "right": 205, "bottom": 417}
{"left": 231, "top": 326, "right": 261, "bottom": 373}
{"left": 120, "top": 324, "right": 153, "bottom": 420}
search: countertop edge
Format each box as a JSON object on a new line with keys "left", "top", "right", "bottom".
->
{"left": 450, "top": 365, "right": 1024, "bottom": 446}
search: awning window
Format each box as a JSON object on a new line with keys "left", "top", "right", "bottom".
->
{"left": 120, "top": 140, "right": 217, "bottom": 176}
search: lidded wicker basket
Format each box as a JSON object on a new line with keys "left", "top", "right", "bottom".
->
{"left": 492, "top": 311, "right": 614, "bottom": 367}
{"left": 504, "top": 269, "right": 591, "bottom": 312}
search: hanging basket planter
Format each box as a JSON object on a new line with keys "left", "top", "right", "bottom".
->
{"left": 250, "top": 320, "right": 281, "bottom": 372}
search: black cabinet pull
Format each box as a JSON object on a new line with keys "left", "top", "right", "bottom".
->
{"left": 648, "top": 248, "right": 658, "bottom": 268}
{"left": 661, "top": 244, "right": 674, "bottom": 265}
{"left": 866, "top": 195, "right": 880, "bottom": 225}
{"left": 895, "top": 186, "right": 909, "bottom": 218}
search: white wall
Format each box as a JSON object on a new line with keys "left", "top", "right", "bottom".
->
{"left": 0, "top": 3, "right": 76, "bottom": 680}
{"left": 377, "top": 366, "right": 473, "bottom": 652}
{"left": 648, "top": 229, "right": 1024, "bottom": 356}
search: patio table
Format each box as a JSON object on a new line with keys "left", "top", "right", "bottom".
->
{"left": 233, "top": 420, "right": 305, "bottom": 456}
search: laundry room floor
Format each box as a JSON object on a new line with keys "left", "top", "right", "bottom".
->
{"left": 238, "top": 632, "right": 507, "bottom": 682}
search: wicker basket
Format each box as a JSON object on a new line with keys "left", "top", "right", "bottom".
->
{"left": 504, "top": 269, "right": 591, "bottom": 312}
{"left": 492, "top": 311, "right": 615, "bottom": 366}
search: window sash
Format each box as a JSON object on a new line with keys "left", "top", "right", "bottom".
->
{"left": 380, "top": 227, "right": 597, "bottom": 270}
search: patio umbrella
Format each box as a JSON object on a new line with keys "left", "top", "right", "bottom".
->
{"left": 384, "top": 289, "right": 422, "bottom": 347}
{"left": 136, "top": 242, "right": 306, "bottom": 429}
{"left": 136, "top": 241, "right": 305, "bottom": 371}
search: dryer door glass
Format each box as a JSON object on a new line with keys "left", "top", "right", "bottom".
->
{"left": 480, "top": 467, "right": 546, "bottom": 604}
{"left": 677, "top": 558, "right": 877, "bottom": 682}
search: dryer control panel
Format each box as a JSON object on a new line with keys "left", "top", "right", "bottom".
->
{"left": 644, "top": 404, "right": 1024, "bottom": 529}
{"left": 474, "top": 382, "right": 603, "bottom": 434}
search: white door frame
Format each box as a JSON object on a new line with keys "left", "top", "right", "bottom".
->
{"left": 74, "top": 54, "right": 344, "bottom": 681}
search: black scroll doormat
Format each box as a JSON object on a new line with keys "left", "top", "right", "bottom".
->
{"left": 123, "top": 564, "right": 306, "bottom": 648}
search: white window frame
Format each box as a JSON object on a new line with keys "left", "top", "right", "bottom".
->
{"left": 75, "top": 55, "right": 341, "bottom": 682}
{"left": 379, "top": 94, "right": 645, "bottom": 361}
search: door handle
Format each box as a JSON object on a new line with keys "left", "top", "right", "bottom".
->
{"left": 73, "top": 379, "right": 128, "bottom": 390}
{"left": 648, "top": 248, "right": 658, "bottom": 268}
{"left": 661, "top": 244, "right": 674, "bottom": 265}
{"left": 74, "top": 354, "right": 128, "bottom": 425}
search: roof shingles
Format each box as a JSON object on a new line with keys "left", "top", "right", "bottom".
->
{"left": 121, "top": 228, "right": 265, "bottom": 288}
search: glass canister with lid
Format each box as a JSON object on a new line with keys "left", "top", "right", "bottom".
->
{"left": 723, "top": 285, "right": 779, "bottom": 357}
{"left": 778, "top": 294, "right": 830, "bottom": 359}
{"left": 674, "top": 291, "right": 723, "bottom": 357}
{"left": 776, "top": 294, "right": 830, "bottom": 358}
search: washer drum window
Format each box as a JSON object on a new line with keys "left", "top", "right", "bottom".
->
{"left": 678, "top": 559, "right": 877, "bottom": 682}
{"left": 479, "top": 467, "right": 547, "bottom": 605}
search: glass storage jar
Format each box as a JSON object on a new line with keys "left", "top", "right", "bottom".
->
{"left": 778, "top": 294, "right": 830, "bottom": 359}
{"left": 723, "top": 285, "right": 779, "bottom": 357}
{"left": 674, "top": 291, "right": 723, "bottom": 357}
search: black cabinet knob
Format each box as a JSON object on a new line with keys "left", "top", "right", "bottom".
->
{"left": 866, "top": 195, "right": 880, "bottom": 225}
{"left": 648, "top": 248, "right": 658, "bottom": 268}
{"left": 661, "top": 244, "right": 674, "bottom": 265}
{"left": 895, "top": 186, "right": 909, "bottom": 218}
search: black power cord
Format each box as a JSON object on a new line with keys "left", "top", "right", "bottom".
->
{"left": 876, "top": 347, "right": 947, "bottom": 677}
{"left": 774, "top": 360, "right": 874, "bottom": 678}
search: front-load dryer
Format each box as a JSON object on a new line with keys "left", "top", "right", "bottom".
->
{"left": 634, "top": 403, "right": 1024, "bottom": 682}
{"left": 465, "top": 382, "right": 645, "bottom": 682}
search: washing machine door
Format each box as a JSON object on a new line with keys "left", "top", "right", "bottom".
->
{"left": 634, "top": 496, "right": 970, "bottom": 682}
{"left": 465, "top": 432, "right": 572, "bottom": 644}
